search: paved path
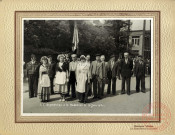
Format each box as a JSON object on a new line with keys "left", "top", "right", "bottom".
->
{"left": 23, "top": 76, "right": 151, "bottom": 114}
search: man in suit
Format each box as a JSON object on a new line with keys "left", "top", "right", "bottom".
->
{"left": 26, "top": 54, "right": 39, "bottom": 98}
{"left": 120, "top": 52, "right": 133, "bottom": 95}
{"left": 106, "top": 55, "right": 120, "bottom": 95}
{"left": 48, "top": 55, "right": 56, "bottom": 95}
{"left": 134, "top": 55, "right": 146, "bottom": 93}
{"left": 100, "top": 55, "right": 108, "bottom": 96}
{"left": 86, "top": 54, "right": 92, "bottom": 97}
{"left": 90, "top": 54, "right": 105, "bottom": 99}
{"left": 68, "top": 54, "right": 78, "bottom": 98}
{"left": 64, "top": 54, "right": 71, "bottom": 97}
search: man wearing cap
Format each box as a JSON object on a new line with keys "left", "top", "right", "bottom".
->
{"left": 120, "top": 52, "right": 133, "bottom": 95}
{"left": 90, "top": 54, "right": 105, "bottom": 99}
{"left": 26, "top": 54, "right": 39, "bottom": 98}
{"left": 106, "top": 55, "right": 120, "bottom": 95}
{"left": 134, "top": 55, "right": 146, "bottom": 93}
{"left": 68, "top": 54, "right": 78, "bottom": 98}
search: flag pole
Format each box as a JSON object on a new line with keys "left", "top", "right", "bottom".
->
{"left": 75, "top": 21, "right": 79, "bottom": 55}
{"left": 72, "top": 20, "right": 79, "bottom": 55}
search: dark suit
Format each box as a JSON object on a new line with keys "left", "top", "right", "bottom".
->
{"left": 26, "top": 61, "right": 39, "bottom": 98}
{"left": 120, "top": 58, "right": 133, "bottom": 94}
{"left": 90, "top": 61, "right": 105, "bottom": 98}
{"left": 134, "top": 61, "right": 145, "bottom": 92}
{"left": 48, "top": 62, "right": 56, "bottom": 94}
{"left": 101, "top": 61, "right": 107, "bottom": 96}
{"left": 106, "top": 60, "right": 120, "bottom": 95}
{"left": 69, "top": 61, "right": 78, "bottom": 98}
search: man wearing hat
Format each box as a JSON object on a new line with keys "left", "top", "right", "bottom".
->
{"left": 120, "top": 52, "right": 133, "bottom": 95}
{"left": 26, "top": 54, "right": 39, "bottom": 98}
{"left": 106, "top": 55, "right": 120, "bottom": 95}
{"left": 68, "top": 54, "right": 78, "bottom": 98}
{"left": 90, "top": 54, "right": 105, "bottom": 99}
{"left": 134, "top": 55, "right": 146, "bottom": 93}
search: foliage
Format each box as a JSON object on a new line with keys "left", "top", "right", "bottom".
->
{"left": 24, "top": 20, "right": 131, "bottom": 62}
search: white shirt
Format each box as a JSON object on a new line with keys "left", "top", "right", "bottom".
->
{"left": 69, "top": 61, "right": 78, "bottom": 71}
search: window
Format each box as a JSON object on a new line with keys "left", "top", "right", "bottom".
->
{"left": 132, "top": 36, "right": 140, "bottom": 46}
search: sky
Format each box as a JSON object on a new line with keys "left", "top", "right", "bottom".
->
{"left": 130, "top": 20, "right": 151, "bottom": 31}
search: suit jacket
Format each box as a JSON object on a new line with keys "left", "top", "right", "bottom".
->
{"left": 106, "top": 60, "right": 120, "bottom": 79}
{"left": 90, "top": 61, "right": 105, "bottom": 79}
{"left": 134, "top": 61, "right": 145, "bottom": 77}
{"left": 101, "top": 61, "right": 108, "bottom": 78}
{"left": 120, "top": 58, "right": 133, "bottom": 78}
{"left": 26, "top": 61, "right": 39, "bottom": 76}
{"left": 48, "top": 62, "right": 56, "bottom": 78}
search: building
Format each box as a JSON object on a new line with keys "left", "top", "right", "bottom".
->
{"left": 129, "top": 20, "right": 151, "bottom": 59}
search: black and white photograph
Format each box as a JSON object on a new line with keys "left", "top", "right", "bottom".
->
{"left": 22, "top": 18, "right": 152, "bottom": 115}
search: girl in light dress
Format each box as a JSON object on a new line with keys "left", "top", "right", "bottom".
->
{"left": 76, "top": 55, "right": 91, "bottom": 104}
{"left": 37, "top": 56, "right": 51, "bottom": 102}
{"left": 54, "top": 54, "right": 69, "bottom": 102}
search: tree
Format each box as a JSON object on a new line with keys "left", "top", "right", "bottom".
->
{"left": 24, "top": 20, "right": 132, "bottom": 62}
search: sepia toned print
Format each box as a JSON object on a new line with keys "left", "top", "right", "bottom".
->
{"left": 15, "top": 11, "right": 160, "bottom": 122}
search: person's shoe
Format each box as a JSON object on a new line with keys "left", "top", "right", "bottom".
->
{"left": 59, "top": 99, "right": 62, "bottom": 102}
{"left": 92, "top": 96, "right": 97, "bottom": 99}
{"left": 136, "top": 91, "right": 140, "bottom": 93}
{"left": 79, "top": 100, "right": 83, "bottom": 103}
{"left": 62, "top": 98, "right": 65, "bottom": 102}
{"left": 65, "top": 94, "right": 70, "bottom": 97}
{"left": 127, "top": 93, "right": 130, "bottom": 95}
{"left": 71, "top": 95, "right": 76, "bottom": 98}
{"left": 141, "top": 90, "right": 146, "bottom": 93}
{"left": 121, "top": 91, "right": 125, "bottom": 94}
{"left": 98, "top": 97, "right": 102, "bottom": 99}
{"left": 58, "top": 91, "right": 61, "bottom": 94}
{"left": 84, "top": 101, "right": 87, "bottom": 104}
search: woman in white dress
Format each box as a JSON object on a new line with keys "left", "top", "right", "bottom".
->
{"left": 54, "top": 54, "right": 69, "bottom": 102}
{"left": 37, "top": 56, "right": 51, "bottom": 102}
{"left": 76, "top": 55, "right": 90, "bottom": 103}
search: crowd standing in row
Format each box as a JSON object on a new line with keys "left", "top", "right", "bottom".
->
{"left": 25, "top": 52, "right": 149, "bottom": 104}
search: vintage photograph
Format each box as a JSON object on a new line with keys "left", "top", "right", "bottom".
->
{"left": 22, "top": 18, "right": 152, "bottom": 115}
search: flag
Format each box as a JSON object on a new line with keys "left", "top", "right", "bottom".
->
{"left": 72, "top": 21, "right": 79, "bottom": 52}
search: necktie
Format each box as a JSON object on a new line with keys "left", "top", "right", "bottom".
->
{"left": 111, "top": 61, "right": 114, "bottom": 70}
{"left": 125, "top": 59, "right": 128, "bottom": 64}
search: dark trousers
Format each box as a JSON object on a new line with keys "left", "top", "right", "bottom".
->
{"left": 49, "top": 77, "right": 54, "bottom": 94}
{"left": 67, "top": 82, "right": 70, "bottom": 95}
{"left": 77, "top": 81, "right": 90, "bottom": 102}
{"left": 107, "top": 77, "right": 116, "bottom": 95}
{"left": 102, "top": 80, "right": 105, "bottom": 96}
{"left": 69, "top": 71, "right": 76, "bottom": 98}
{"left": 92, "top": 75, "right": 103, "bottom": 98}
{"left": 121, "top": 76, "right": 131, "bottom": 94}
{"left": 136, "top": 75, "right": 145, "bottom": 92}
{"left": 28, "top": 74, "right": 37, "bottom": 98}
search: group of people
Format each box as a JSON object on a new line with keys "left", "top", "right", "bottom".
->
{"left": 25, "top": 52, "right": 147, "bottom": 104}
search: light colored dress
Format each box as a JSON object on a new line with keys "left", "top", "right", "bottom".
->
{"left": 76, "top": 62, "right": 90, "bottom": 93}
{"left": 37, "top": 65, "right": 51, "bottom": 101}
{"left": 55, "top": 62, "right": 67, "bottom": 85}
